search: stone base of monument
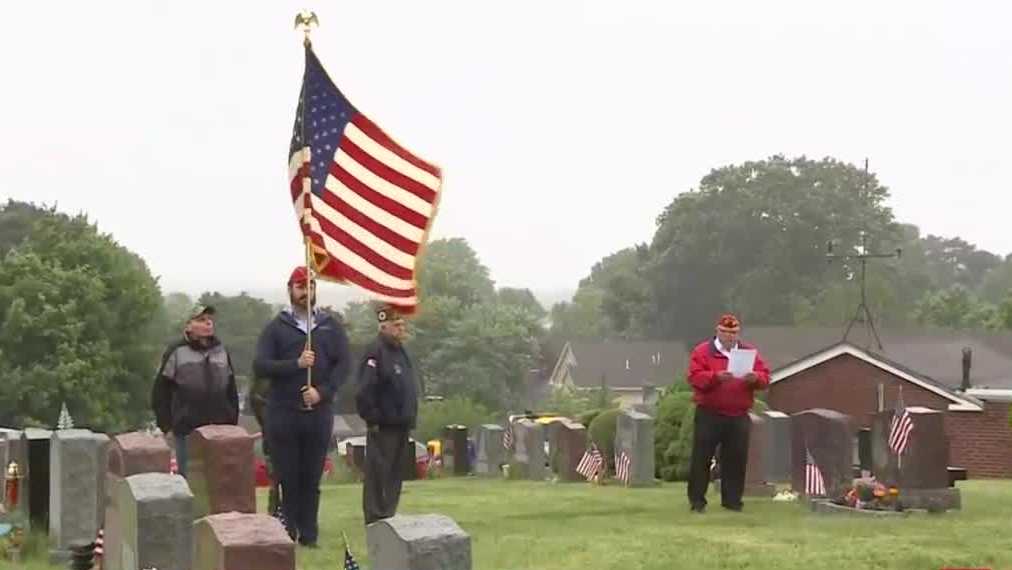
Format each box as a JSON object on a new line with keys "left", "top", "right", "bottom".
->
{"left": 193, "top": 512, "right": 295, "bottom": 570}
{"left": 808, "top": 499, "right": 910, "bottom": 518}
{"left": 899, "top": 488, "right": 961, "bottom": 512}
{"left": 367, "top": 514, "right": 471, "bottom": 570}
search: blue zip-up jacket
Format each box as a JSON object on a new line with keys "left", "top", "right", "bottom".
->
{"left": 253, "top": 309, "right": 351, "bottom": 412}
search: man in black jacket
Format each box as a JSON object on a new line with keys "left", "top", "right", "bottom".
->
{"left": 356, "top": 305, "right": 419, "bottom": 525}
{"left": 253, "top": 266, "right": 351, "bottom": 547}
{"left": 151, "top": 304, "right": 238, "bottom": 477}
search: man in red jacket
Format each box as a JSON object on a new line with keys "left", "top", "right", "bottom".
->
{"left": 686, "top": 313, "right": 770, "bottom": 513}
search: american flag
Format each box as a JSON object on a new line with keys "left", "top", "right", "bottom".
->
{"left": 576, "top": 444, "right": 604, "bottom": 481}
{"left": 289, "top": 45, "right": 443, "bottom": 314}
{"left": 94, "top": 528, "right": 103, "bottom": 561}
{"left": 804, "top": 448, "right": 826, "bottom": 496}
{"left": 503, "top": 419, "right": 514, "bottom": 450}
{"left": 343, "top": 544, "right": 360, "bottom": 570}
{"left": 615, "top": 450, "right": 631, "bottom": 485}
{"left": 888, "top": 406, "right": 914, "bottom": 456}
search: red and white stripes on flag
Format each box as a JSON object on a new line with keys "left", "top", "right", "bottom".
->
{"left": 503, "top": 417, "right": 515, "bottom": 450}
{"left": 94, "top": 528, "right": 104, "bottom": 560}
{"left": 615, "top": 450, "right": 631, "bottom": 485}
{"left": 576, "top": 445, "right": 604, "bottom": 481}
{"left": 888, "top": 408, "right": 914, "bottom": 456}
{"left": 804, "top": 448, "right": 826, "bottom": 496}
{"left": 289, "top": 45, "right": 443, "bottom": 314}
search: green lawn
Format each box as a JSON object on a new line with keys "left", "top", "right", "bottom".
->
{"left": 15, "top": 479, "right": 1012, "bottom": 569}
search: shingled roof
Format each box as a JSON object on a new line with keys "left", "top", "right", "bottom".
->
{"left": 549, "top": 341, "right": 688, "bottom": 389}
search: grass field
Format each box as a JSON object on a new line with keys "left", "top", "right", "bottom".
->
{"left": 15, "top": 478, "right": 1012, "bottom": 569}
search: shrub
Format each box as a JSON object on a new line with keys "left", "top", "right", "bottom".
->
{"left": 414, "top": 395, "right": 497, "bottom": 445}
{"left": 588, "top": 408, "right": 621, "bottom": 469}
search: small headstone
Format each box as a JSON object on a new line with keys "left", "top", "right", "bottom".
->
{"left": 474, "top": 425, "right": 505, "bottom": 477}
{"left": 510, "top": 420, "right": 546, "bottom": 480}
{"left": 366, "top": 514, "right": 471, "bottom": 570}
{"left": 441, "top": 425, "right": 470, "bottom": 476}
{"left": 49, "top": 429, "right": 109, "bottom": 563}
{"left": 193, "top": 512, "right": 294, "bottom": 570}
{"left": 790, "top": 409, "right": 853, "bottom": 498}
{"left": 116, "top": 473, "right": 193, "bottom": 570}
{"left": 762, "top": 411, "right": 792, "bottom": 483}
{"left": 615, "top": 410, "right": 655, "bottom": 487}
{"left": 548, "top": 419, "right": 587, "bottom": 482}
{"left": 186, "top": 425, "right": 256, "bottom": 518}
{"left": 108, "top": 432, "right": 172, "bottom": 477}
{"left": 744, "top": 413, "right": 774, "bottom": 496}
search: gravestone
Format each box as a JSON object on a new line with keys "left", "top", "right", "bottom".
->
{"left": 24, "top": 428, "right": 53, "bottom": 529}
{"left": 762, "top": 411, "right": 792, "bottom": 483}
{"left": 474, "top": 425, "right": 505, "bottom": 477}
{"left": 441, "top": 425, "right": 470, "bottom": 476}
{"left": 187, "top": 425, "right": 256, "bottom": 518}
{"left": 790, "top": 409, "right": 853, "bottom": 498}
{"left": 510, "top": 420, "right": 546, "bottom": 480}
{"left": 115, "top": 473, "right": 193, "bottom": 570}
{"left": 367, "top": 514, "right": 471, "bottom": 570}
{"left": 49, "top": 429, "right": 109, "bottom": 563}
{"left": 346, "top": 440, "right": 366, "bottom": 479}
{"left": 193, "top": 512, "right": 294, "bottom": 570}
{"left": 614, "top": 410, "right": 655, "bottom": 487}
{"left": 857, "top": 428, "right": 872, "bottom": 474}
{"left": 104, "top": 433, "right": 172, "bottom": 570}
{"left": 548, "top": 419, "right": 587, "bottom": 482}
{"left": 744, "top": 413, "right": 775, "bottom": 496}
{"left": 871, "top": 406, "right": 960, "bottom": 510}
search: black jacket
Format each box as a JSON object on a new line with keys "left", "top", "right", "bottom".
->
{"left": 253, "top": 309, "right": 351, "bottom": 412}
{"left": 355, "top": 334, "right": 419, "bottom": 429}
{"left": 151, "top": 335, "right": 238, "bottom": 436}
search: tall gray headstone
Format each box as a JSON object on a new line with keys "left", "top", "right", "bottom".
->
{"left": 615, "top": 410, "right": 655, "bottom": 487}
{"left": 366, "top": 514, "right": 471, "bottom": 570}
{"left": 116, "top": 473, "right": 193, "bottom": 570}
{"left": 49, "top": 429, "right": 109, "bottom": 563}
{"left": 474, "top": 425, "right": 505, "bottom": 477}
{"left": 762, "top": 411, "right": 792, "bottom": 483}
{"left": 510, "top": 420, "right": 546, "bottom": 480}
{"left": 548, "top": 419, "right": 587, "bottom": 482}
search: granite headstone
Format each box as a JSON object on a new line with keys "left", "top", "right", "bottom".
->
{"left": 870, "top": 406, "right": 960, "bottom": 510}
{"left": 187, "top": 425, "right": 256, "bottom": 518}
{"left": 510, "top": 419, "right": 546, "bottom": 480}
{"left": 116, "top": 473, "right": 193, "bottom": 570}
{"left": 24, "top": 428, "right": 53, "bottom": 529}
{"left": 548, "top": 419, "right": 587, "bottom": 482}
{"left": 193, "top": 512, "right": 294, "bottom": 570}
{"left": 104, "top": 433, "right": 172, "bottom": 570}
{"left": 744, "top": 413, "right": 775, "bottom": 496}
{"left": 790, "top": 409, "right": 853, "bottom": 498}
{"left": 366, "top": 514, "right": 471, "bottom": 570}
{"left": 474, "top": 425, "right": 505, "bottom": 477}
{"left": 614, "top": 410, "right": 655, "bottom": 487}
{"left": 762, "top": 411, "right": 792, "bottom": 483}
{"left": 441, "top": 425, "right": 470, "bottom": 476}
{"left": 49, "top": 429, "right": 109, "bottom": 563}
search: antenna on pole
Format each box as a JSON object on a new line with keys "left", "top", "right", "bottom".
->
{"left": 825, "top": 159, "right": 901, "bottom": 351}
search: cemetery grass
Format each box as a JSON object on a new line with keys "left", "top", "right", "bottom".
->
{"left": 17, "top": 479, "right": 1012, "bottom": 569}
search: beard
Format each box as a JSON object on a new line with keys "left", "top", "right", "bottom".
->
{"left": 290, "top": 291, "right": 317, "bottom": 310}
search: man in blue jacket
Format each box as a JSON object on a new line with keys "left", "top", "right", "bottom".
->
{"left": 254, "top": 266, "right": 351, "bottom": 547}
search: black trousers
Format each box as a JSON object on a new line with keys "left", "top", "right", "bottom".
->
{"left": 363, "top": 426, "right": 409, "bottom": 525}
{"left": 687, "top": 407, "right": 751, "bottom": 509}
{"left": 267, "top": 407, "right": 333, "bottom": 543}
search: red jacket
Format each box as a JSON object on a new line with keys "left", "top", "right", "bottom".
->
{"left": 687, "top": 338, "right": 771, "bottom": 417}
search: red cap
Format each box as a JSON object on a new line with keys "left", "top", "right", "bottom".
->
{"left": 716, "top": 313, "right": 741, "bottom": 332}
{"left": 287, "top": 266, "right": 312, "bottom": 286}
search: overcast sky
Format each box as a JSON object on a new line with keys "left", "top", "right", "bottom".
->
{"left": 2, "top": 1, "right": 1009, "bottom": 306}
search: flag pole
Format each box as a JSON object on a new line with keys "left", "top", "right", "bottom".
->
{"left": 295, "top": 10, "right": 319, "bottom": 412}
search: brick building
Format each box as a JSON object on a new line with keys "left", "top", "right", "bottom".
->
{"left": 765, "top": 339, "right": 1012, "bottom": 478}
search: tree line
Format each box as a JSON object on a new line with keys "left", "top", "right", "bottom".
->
{"left": 2, "top": 155, "right": 1010, "bottom": 431}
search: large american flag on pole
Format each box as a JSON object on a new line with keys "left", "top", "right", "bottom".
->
{"left": 289, "top": 44, "right": 443, "bottom": 313}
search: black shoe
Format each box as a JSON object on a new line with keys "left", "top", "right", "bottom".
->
{"left": 298, "top": 539, "right": 319, "bottom": 549}
{"left": 722, "top": 504, "right": 743, "bottom": 512}
{"left": 690, "top": 504, "right": 706, "bottom": 513}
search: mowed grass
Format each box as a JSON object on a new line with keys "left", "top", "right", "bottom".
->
{"left": 16, "top": 479, "right": 1012, "bottom": 569}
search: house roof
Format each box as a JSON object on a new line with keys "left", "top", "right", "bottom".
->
{"left": 770, "top": 341, "right": 983, "bottom": 411}
{"left": 745, "top": 326, "right": 1012, "bottom": 391}
{"left": 551, "top": 341, "right": 688, "bottom": 389}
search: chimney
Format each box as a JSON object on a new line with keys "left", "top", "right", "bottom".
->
{"left": 960, "top": 347, "right": 972, "bottom": 391}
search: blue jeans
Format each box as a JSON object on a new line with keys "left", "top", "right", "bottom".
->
{"left": 174, "top": 433, "right": 189, "bottom": 477}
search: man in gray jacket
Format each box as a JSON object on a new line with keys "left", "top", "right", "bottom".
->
{"left": 151, "top": 304, "right": 239, "bottom": 476}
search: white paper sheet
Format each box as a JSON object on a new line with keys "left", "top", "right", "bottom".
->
{"left": 728, "top": 348, "right": 757, "bottom": 377}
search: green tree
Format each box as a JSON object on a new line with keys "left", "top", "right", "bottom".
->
{"left": 979, "top": 256, "right": 1012, "bottom": 305}
{"left": 549, "top": 286, "right": 604, "bottom": 339}
{"left": 647, "top": 156, "right": 900, "bottom": 340}
{"left": 163, "top": 292, "right": 193, "bottom": 333}
{"left": 497, "top": 287, "right": 547, "bottom": 321}
{"left": 417, "top": 238, "right": 495, "bottom": 306}
{"left": 914, "top": 286, "right": 996, "bottom": 329}
{"left": 0, "top": 204, "right": 164, "bottom": 430}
